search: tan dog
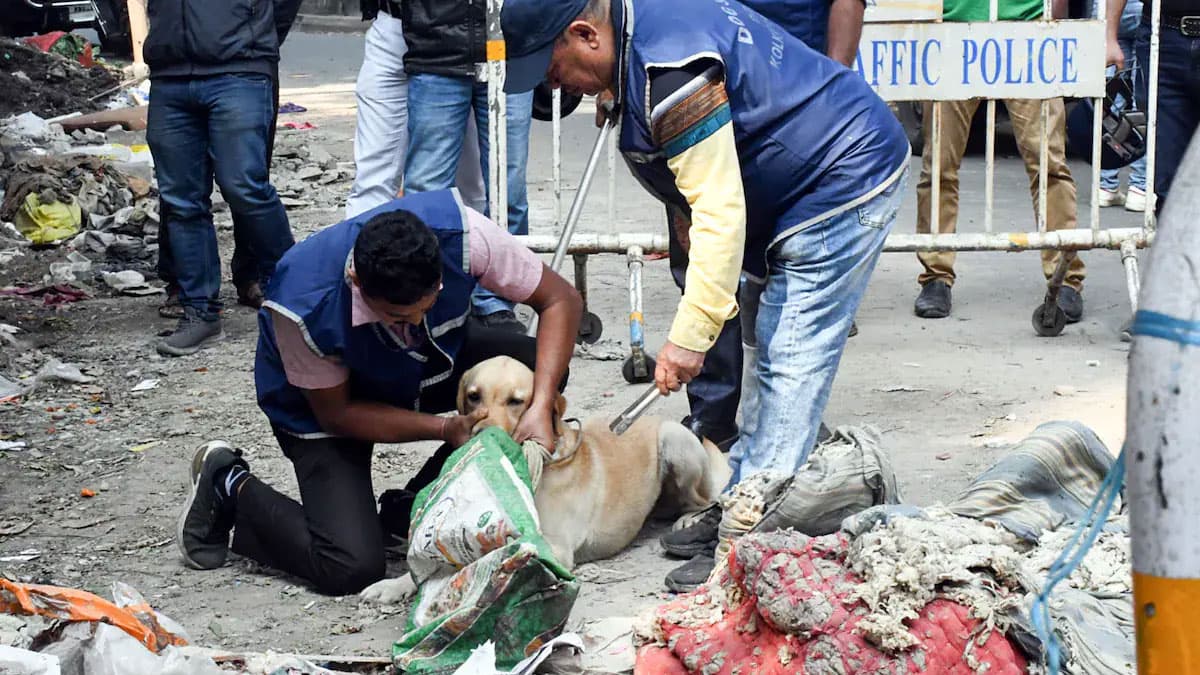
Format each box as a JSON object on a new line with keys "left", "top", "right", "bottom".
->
{"left": 360, "top": 356, "right": 729, "bottom": 605}
{"left": 456, "top": 356, "right": 730, "bottom": 569}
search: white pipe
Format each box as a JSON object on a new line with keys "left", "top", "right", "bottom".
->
{"left": 553, "top": 89, "right": 562, "bottom": 228}
{"left": 517, "top": 227, "right": 1151, "bottom": 255}
{"left": 1127, "top": 131, "right": 1200, "bottom": 672}
{"left": 1144, "top": 0, "right": 1160, "bottom": 226}
{"left": 485, "top": 0, "right": 507, "bottom": 229}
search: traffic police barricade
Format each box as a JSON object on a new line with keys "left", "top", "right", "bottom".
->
{"left": 489, "top": 0, "right": 1154, "bottom": 378}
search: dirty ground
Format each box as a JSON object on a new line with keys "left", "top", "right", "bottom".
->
{"left": 0, "top": 29, "right": 1142, "bottom": 662}
{"left": 0, "top": 38, "right": 120, "bottom": 119}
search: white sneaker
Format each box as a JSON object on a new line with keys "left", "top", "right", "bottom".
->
{"left": 1097, "top": 188, "right": 1124, "bottom": 207}
{"left": 1125, "top": 186, "right": 1147, "bottom": 212}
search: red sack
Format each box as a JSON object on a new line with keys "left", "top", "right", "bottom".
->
{"left": 636, "top": 533, "right": 1027, "bottom": 674}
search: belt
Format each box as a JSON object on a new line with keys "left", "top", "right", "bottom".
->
{"left": 1164, "top": 14, "right": 1200, "bottom": 38}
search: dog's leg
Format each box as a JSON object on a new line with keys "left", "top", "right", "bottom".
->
{"left": 658, "top": 421, "right": 725, "bottom": 513}
{"left": 359, "top": 573, "right": 417, "bottom": 605}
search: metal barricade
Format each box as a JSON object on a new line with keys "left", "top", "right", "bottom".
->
{"left": 487, "top": 0, "right": 1161, "bottom": 372}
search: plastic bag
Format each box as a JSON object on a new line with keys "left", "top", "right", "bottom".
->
{"left": 14, "top": 193, "right": 81, "bottom": 245}
{"left": 395, "top": 427, "right": 579, "bottom": 674}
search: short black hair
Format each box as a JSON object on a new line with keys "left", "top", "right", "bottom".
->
{"left": 353, "top": 209, "right": 443, "bottom": 305}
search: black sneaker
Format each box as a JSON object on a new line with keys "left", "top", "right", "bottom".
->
{"left": 915, "top": 280, "right": 952, "bottom": 319}
{"left": 1057, "top": 286, "right": 1083, "bottom": 324}
{"left": 157, "top": 307, "right": 224, "bottom": 357}
{"left": 177, "top": 441, "right": 246, "bottom": 570}
{"left": 474, "top": 309, "right": 525, "bottom": 334}
{"left": 848, "top": 320, "right": 859, "bottom": 338}
{"left": 665, "top": 552, "right": 717, "bottom": 593}
{"left": 661, "top": 503, "right": 721, "bottom": 558}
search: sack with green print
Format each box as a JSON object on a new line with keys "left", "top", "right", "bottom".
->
{"left": 393, "top": 427, "right": 579, "bottom": 674}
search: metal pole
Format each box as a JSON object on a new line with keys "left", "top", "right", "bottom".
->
{"left": 553, "top": 89, "right": 563, "bottom": 228}
{"left": 1091, "top": 0, "right": 1105, "bottom": 235}
{"left": 517, "top": 228, "right": 1150, "bottom": 255}
{"left": 984, "top": 0, "right": 998, "bottom": 234}
{"left": 1144, "top": 0, "right": 1161, "bottom": 226}
{"left": 1039, "top": 99, "right": 1049, "bottom": 233}
{"left": 1128, "top": 133, "right": 1200, "bottom": 674}
{"left": 626, "top": 246, "right": 650, "bottom": 380}
{"left": 549, "top": 120, "right": 613, "bottom": 273}
{"left": 607, "top": 121, "right": 617, "bottom": 231}
{"left": 1121, "top": 238, "right": 1141, "bottom": 312}
{"left": 485, "top": 0, "right": 508, "bottom": 230}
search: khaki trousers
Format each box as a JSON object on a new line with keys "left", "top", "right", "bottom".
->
{"left": 915, "top": 98, "right": 1086, "bottom": 291}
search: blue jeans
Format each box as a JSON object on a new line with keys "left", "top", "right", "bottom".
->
{"left": 147, "top": 74, "right": 294, "bottom": 321}
{"left": 1135, "top": 18, "right": 1200, "bottom": 213}
{"left": 403, "top": 74, "right": 534, "bottom": 316}
{"left": 1100, "top": 35, "right": 1147, "bottom": 192}
{"left": 726, "top": 171, "right": 907, "bottom": 491}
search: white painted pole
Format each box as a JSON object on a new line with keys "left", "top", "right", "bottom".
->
{"left": 1144, "top": 0, "right": 1161, "bottom": 226}
{"left": 1128, "top": 132, "right": 1200, "bottom": 674}
{"left": 485, "top": 0, "right": 508, "bottom": 229}
{"left": 985, "top": 0, "right": 998, "bottom": 234}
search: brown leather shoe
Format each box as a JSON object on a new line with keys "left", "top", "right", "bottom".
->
{"left": 159, "top": 285, "right": 185, "bottom": 320}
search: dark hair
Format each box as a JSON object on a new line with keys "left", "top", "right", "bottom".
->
{"left": 353, "top": 209, "right": 443, "bottom": 305}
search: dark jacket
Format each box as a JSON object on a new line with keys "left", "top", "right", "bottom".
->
{"left": 401, "top": 0, "right": 486, "bottom": 78}
{"left": 144, "top": 0, "right": 302, "bottom": 78}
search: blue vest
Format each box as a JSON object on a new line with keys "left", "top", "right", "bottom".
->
{"left": 255, "top": 190, "right": 477, "bottom": 437}
{"left": 616, "top": 0, "right": 910, "bottom": 278}
{"left": 739, "top": 0, "right": 829, "bottom": 54}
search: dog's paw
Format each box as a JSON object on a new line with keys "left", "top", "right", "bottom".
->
{"left": 359, "top": 575, "right": 417, "bottom": 605}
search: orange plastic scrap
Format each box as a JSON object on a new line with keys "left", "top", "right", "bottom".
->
{"left": 0, "top": 579, "right": 188, "bottom": 652}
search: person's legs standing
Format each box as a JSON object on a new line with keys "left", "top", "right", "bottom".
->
{"left": 229, "top": 65, "right": 280, "bottom": 306}
{"left": 147, "top": 77, "right": 224, "bottom": 351}
{"left": 403, "top": 74, "right": 475, "bottom": 196}
{"left": 728, "top": 175, "right": 906, "bottom": 487}
{"left": 230, "top": 433, "right": 385, "bottom": 595}
{"left": 346, "top": 14, "right": 410, "bottom": 218}
{"left": 469, "top": 86, "right": 535, "bottom": 323}
{"left": 1135, "top": 20, "right": 1200, "bottom": 215}
{"left": 914, "top": 99, "right": 977, "bottom": 318}
{"left": 206, "top": 74, "right": 294, "bottom": 295}
{"left": 1004, "top": 97, "right": 1086, "bottom": 305}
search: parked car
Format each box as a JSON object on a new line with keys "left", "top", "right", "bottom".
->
{"left": 0, "top": 0, "right": 131, "bottom": 57}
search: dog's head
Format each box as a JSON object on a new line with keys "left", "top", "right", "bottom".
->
{"left": 457, "top": 356, "right": 566, "bottom": 436}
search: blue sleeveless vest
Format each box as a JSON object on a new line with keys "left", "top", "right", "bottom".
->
{"left": 255, "top": 190, "right": 476, "bottom": 437}
{"left": 616, "top": 0, "right": 910, "bottom": 279}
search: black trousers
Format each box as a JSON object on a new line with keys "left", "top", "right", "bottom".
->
{"left": 230, "top": 322, "right": 549, "bottom": 595}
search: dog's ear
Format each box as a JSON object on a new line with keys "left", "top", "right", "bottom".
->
{"left": 456, "top": 369, "right": 472, "bottom": 414}
{"left": 552, "top": 393, "right": 568, "bottom": 434}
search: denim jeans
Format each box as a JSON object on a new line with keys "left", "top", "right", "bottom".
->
{"left": 1135, "top": 18, "right": 1200, "bottom": 213}
{"left": 1100, "top": 34, "right": 1147, "bottom": 192}
{"left": 726, "top": 170, "right": 907, "bottom": 491}
{"left": 147, "top": 74, "right": 294, "bottom": 321}
{"left": 157, "top": 66, "right": 280, "bottom": 292}
{"left": 403, "top": 73, "right": 534, "bottom": 316}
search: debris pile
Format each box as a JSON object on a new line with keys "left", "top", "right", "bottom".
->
{"left": 0, "top": 38, "right": 121, "bottom": 119}
{"left": 272, "top": 131, "right": 352, "bottom": 211}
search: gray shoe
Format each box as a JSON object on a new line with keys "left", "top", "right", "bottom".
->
{"left": 664, "top": 552, "right": 717, "bottom": 593}
{"left": 157, "top": 308, "right": 223, "bottom": 357}
{"left": 177, "top": 440, "right": 245, "bottom": 570}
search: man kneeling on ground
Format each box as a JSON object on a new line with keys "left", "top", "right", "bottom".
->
{"left": 174, "top": 189, "right": 582, "bottom": 595}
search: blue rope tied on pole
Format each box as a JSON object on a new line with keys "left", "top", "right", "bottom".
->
{"left": 1030, "top": 448, "right": 1126, "bottom": 674}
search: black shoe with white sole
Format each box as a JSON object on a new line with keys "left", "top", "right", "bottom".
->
{"left": 660, "top": 503, "right": 721, "bottom": 559}
{"left": 177, "top": 441, "right": 246, "bottom": 570}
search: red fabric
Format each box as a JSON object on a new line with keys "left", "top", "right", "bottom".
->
{"left": 22, "top": 32, "right": 95, "bottom": 67}
{"left": 636, "top": 533, "right": 1027, "bottom": 674}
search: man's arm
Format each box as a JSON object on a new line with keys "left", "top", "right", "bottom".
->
{"left": 464, "top": 210, "right": 581, "bottom": 447}
{"left": 270, "top": 311, "right": 483, "bottom": 446}
{"left": 647, "top": 61, "right": 746, "bottom": 393}
{"left": 1106, "top": 0, "right": 1129, "bottom": 68}
{"left": 826, "top": 0, "right": 865, "bottom": 67}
